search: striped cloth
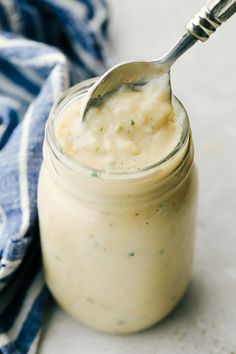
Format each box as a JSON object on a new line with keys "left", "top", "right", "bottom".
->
{"left": 0, "top": 1, "right": 108, "bottom": 353}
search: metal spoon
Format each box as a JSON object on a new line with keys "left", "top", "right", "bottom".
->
{"left": 81, "top": 0, "right": 236, "bottom": 120}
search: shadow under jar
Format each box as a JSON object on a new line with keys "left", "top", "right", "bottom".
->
{"left": 38, "top": 78, "right": 198, "bottom": 334}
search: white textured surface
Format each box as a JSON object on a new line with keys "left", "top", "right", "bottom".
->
{"left": 39, "top": 1, "right": 236, "bottom": 353}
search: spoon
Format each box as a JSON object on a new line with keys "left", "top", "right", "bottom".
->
{"left": 80, "top": 0, "right": 236, "bottom": 121}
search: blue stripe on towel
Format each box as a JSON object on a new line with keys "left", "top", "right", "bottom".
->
{"left": 0, "top": 58, "right": 40, "bottom": 96}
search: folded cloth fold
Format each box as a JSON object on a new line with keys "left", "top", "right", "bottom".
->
{"left": 0, "top": 1, "right": 109, "bottom": 353}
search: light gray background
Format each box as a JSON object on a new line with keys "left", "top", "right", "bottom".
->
{"left": 39, "top": 0, "right": 236, "bottom": 353}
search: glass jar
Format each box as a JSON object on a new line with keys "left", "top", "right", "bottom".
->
{"left": 38, "top": 78, "right": 198, "bottom": 334}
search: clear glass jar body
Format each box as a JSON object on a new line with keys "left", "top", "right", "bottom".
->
{"left": 38, "top": 79, "right": 198, "bottom": 334}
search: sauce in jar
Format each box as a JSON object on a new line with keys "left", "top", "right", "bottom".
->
{"left": 38, "top": 77, "right": 198, "bottom": 334}
{"left": 56, "top": 74, "right": 179, "bottom": 171}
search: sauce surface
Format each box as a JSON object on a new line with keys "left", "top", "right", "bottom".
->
{"left": 56, "top": 74, "right": 180, "bottom": 170}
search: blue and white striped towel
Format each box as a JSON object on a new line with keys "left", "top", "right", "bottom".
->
{"left": 0, "top": 1, "right": 109, "bottom": 353}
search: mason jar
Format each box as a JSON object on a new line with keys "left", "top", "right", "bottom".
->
{"left": 38, "top": 78, "right": 198, "bottom": 334}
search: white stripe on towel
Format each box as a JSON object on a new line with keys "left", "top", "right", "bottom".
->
{"left": 19, "top": 104, "right": 34, "bottom": 238}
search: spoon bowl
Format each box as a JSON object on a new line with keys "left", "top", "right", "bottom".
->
{"left": 80, "top": 61, "right": 169, "bottom": 116}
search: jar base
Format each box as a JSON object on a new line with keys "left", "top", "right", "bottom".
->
{"left": 47, "top": 283, "right": 190, "bottom": 335}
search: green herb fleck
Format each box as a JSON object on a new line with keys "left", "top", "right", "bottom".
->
{"left": 117, "top": 126, "right": 124, "bottom": 133}
{"left": 54, "top": 255, "right": 61, "bottom": 262}
{"left": 86, "top": 297, "right": 94, "bottom": 303}
{"left": 146, "top": 222, "right": 149, "bottom": 225}
{"left": 100, "top": 127, "right": 103, "bottom": 132}
{"left": 159, "top": 249, "right": 164, "bottom": 255}
{"left": 117, "top": 320, "right": 125, "bottom": 326}
{"left": 96, "top": 147, "right": 100, "bottom": 152}
{"left": 129, "top": 252, "right": 135, "bottom": 257}
{"left": 135, "top": 212, "right": 139, "bottom": 216}
{"left": 131, "top": 120, "right": 135, "bottom": 126}
{"left": 91, "top": 171, "right": 98, "bottom": 177}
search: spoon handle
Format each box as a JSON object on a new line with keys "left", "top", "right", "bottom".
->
{"left": 186, "top": 0, "right": 236, "bottom": 41}
{"left": 158, "top": 0, "right": 236, "bottom": 66}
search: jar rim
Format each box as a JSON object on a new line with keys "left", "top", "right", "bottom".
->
{"left": 46, "top": 77, "right": 190, "bottom": 181}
